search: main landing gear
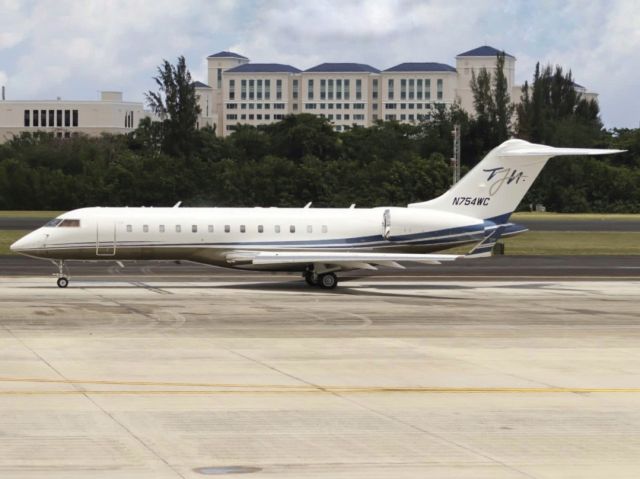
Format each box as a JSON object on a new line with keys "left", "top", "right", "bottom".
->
{"left": 53, "top": 260, "right": 69, "bottom": 288}
{"left": 303, "top": 271, "right": 338, "bottom": 289}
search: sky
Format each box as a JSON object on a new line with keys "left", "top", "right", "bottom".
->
{"left": 0, "top": 0, "right": 638, "bottom": 128}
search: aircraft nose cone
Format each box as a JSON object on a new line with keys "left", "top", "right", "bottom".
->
{"left": 10, "top": 231, "right": 45, "bottom": 253}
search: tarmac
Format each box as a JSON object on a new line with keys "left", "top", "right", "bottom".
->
{"left": 1, "top": 269, "right": 640, "bottom": 478}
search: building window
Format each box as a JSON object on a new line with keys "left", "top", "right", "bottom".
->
{"left": 192, "top": 225, "right": 197, "bottom": 233}
{"left": 208, "top": 225, "right": 213, "bottom": 233}
{"left": 307, "top": 79, "right": 314, "bottom": 99}
{"left": 240, "top": 225, "right": 246, "bottom": 233}
{"left": 336, "top": 79, "right": 342, "bottom": 100}
{"left": 344, "top": 79, "right": 350, "bottom": 100}
{"left": 388, "top": 79, "right": 394, "bottom": 100}
{"left": 159, "top": 225, "right": 165, "bottom": 233}
{"left": 437, "top": 79, "right": 443, "bottom": 100}
{"left": 408, "top": 79, "right": 415, "bottom": 100}
{"left": 425, "top": 79, "right": 431, "bottom": 100}
{"left": 24, "top": 110, "right": 30, "bottom": 127}
{"left": 143, "top": 224, "right": 149, "bottom": 233}
{"left": 354, "top": 114, "right": 365, "bottom": 120}
{"left": 305, "top": 103, "right": 316, "bottom": 110}
{"left": 126, "top": 224, "right": 132, "bottom": 232}
{"left": 56, "top": 110, "right": 62, "bottom": 126}
{"left": 64, "top": 132, "right": 70, "bottom": 138}
{"left": 229, "top": 79, "right": 235, "bottom": 100}
{"left": 328, "top": 79, "right": 334, "bottom": 100}
{"left": 41, "top": 110, "right": 46, "bottom": 127}
{"left": 290, "top": 225, "right": 295, "bottom": 233}
{"left": 292, "top": 79, "right": 299, "bottom": 100}
{"left": 276, "top": 79, "right": 282, "bottom": 100}
{"left": 175, "top": 225, "right": 181, "bottom": 233}
{"left": 224, "top": 225, "right": 230, "bottom": 233}
{"left": 226, "top": 114, "right": 238, "bottom": 120}
{"left": 241, "top": 79, "right": 247, "bottom": 100}
{"left": 274, "top": 225, "right": 280, "bottom": 233}
{"left": 322, "top": 225, "right": 328, "bottom": 233}
{"left": 217, "top": 68, "right": 222, "bottom": 89}
{"left": 400, "top": 79, "right": 407, "bottom": 100}
{"left": 417, "top": 79, "right": 423, "bottom": 100}
{"left": 257, "top": 79, "right": 262, "bottom": 100}
{"left": 307, "top": 225, "right": 312, "bottom": 233}
{"left": 72, "top": 109, "right": 78, "bottom": 127}
{"left": 249, "top": 79, "right": 254, "bottom": 100}
{"left": 320, "top": 79, "right": 326, "bottom": 100}
{"left": 355, "top": 79, "right": 362, "bottom": 100}
{"left": 64, "top": 110, "right": 70, "bottom": 127}
{"left": 32, "top": 110, "right": 39, "bottom": 127}
{"left": 372, "top": 79, "right": 378, "bottom": 99}
{"left": 258, "top": 225, "right": 263, "bottom": 233}
{"left": 49, "top": 110, "right": 54, "bottom": 126}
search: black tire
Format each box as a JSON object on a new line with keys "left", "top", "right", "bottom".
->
{"left": 304, "top": 272, "right": 318, "bottom": 286}
{"left": 319, "top": 273, "right": 338, "bottom": 289}
{"left": 57, "top": 277, "right": 69, "bottom": 288}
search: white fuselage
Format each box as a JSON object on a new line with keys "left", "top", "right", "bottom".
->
{"left": 12, "top": 206, "right": 486, "bottom": 270}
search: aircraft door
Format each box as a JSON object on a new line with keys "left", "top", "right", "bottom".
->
{"left": 96, "top": 221, "right": 116, "bottom": 256}
{"left": 382, "top": 209, "right": 391, "bottom": 240}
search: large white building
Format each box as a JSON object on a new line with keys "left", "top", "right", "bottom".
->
{"left": 0, "top": 91, "right": 147, "bottom": 143}
{"left": 197, "top": 45, "right": 598, "bottom": 136}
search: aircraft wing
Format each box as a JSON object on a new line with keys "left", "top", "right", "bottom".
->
{"left": 226, "top": 250, "right": 461, "bottom": 271}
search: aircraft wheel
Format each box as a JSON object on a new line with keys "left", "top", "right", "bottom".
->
{"left": 57, "top": 277, "right": 69, "bottom": 288}
{"left": 304, "top": 272, "right": 319, "bottom": 286}
{"left": 318, "top": 272, "right": 338, "bottom": 289}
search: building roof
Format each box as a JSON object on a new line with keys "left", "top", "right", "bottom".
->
{"left": 192, "top": 81, "right": 211, "bottom": 89}
{"left": 457, "top": 45, "right": 514, "bottom": 58}
{"left": 384, "top": 62, "right": 456, "bottom": 73}
{"left": 207, "top": 51, "right": 248, "bottom": 59}
{"left": 305, "top": 63, "right": 380, "bottom": 73}
{"left": 225, "top": 63, "right": 301, "bottom": 73}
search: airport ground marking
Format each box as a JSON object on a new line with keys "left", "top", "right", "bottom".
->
{"left": 2, "top": 377, "right": 640, "bottom": 396}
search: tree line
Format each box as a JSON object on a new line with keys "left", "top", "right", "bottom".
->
{"left": 0, "top": 54, "right": 638, "bottom": 212}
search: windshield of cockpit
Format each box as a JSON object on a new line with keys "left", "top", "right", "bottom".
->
{"left": 43, "top": 218, "right": 80, "bottom": 227}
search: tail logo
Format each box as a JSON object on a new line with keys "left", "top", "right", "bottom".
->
{"left": 483, "top": 167, "right": 528, "bottom": 196}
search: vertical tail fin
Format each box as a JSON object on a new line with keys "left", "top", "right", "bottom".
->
{"left": 409, "top": 139, "right": 624, "bottom": 222}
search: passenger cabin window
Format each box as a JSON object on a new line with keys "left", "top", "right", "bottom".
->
{"left": 240, "top": 225, "right": 246, "bottom": 233}
{"left": 224, "top": 225, "right": 230, "bottom": 233}
{"left": 208, "top": 225, "right": 213, "bottom": 233}
{"left": 275, "top": 225, "right": 280, "bottom": 233}
{"left": 322, "top": 225, "right": 328, "bottom": 233}
{"left": 290, "top": 225, "right": 295, "bottom": 233}
{"left": 126, "top": 225, "right": 132, "bottom": 232}
{"left": 192, "top": 225, "right": 197, "bottom": 233}
{"left": 58, "top": 219, "right": 80, "bottom": 227}
{"left": 159, "top": 225, "right": 165, "bottom": 233}
{"left": 307, "top": 225, "right": 312, "bottom": 233}
{"left": 143, "top": 225, "right": 149, "bottom": 233}
{"left": 258, "top": 225, "right": 264, "bottom": 233}
{"left": 176, "top": 225, "right": 181, "bottom": 233}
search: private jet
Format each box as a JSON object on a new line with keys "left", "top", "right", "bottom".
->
{"left": 10, "top": 139, "right": 623, "bottom": 288}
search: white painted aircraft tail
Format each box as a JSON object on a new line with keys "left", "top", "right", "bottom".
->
{"left": 409, "top": 139, "right": 623, "bottom": 222}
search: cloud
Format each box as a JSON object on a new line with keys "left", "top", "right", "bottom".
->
{"left": 0, "top": 0, "right": 241, "bottom": 101}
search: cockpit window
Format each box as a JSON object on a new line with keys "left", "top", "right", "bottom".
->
{"left": 44, "top": 218, "right": 63, "bottom": 227}
{"left": 59, "top": 219, "right": 81, "bottom": 227}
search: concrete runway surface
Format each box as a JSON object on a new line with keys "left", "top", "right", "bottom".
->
{"left": 1, "top": 274, "right": 640, "bottom": 478}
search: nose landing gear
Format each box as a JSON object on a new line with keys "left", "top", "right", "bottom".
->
{"left": 53, "top": 260, "right": 69, "bottom": 288}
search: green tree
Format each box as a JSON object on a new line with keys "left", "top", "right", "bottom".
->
{"left": 145, "top": 55, "right": 201, "bottom": 157}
